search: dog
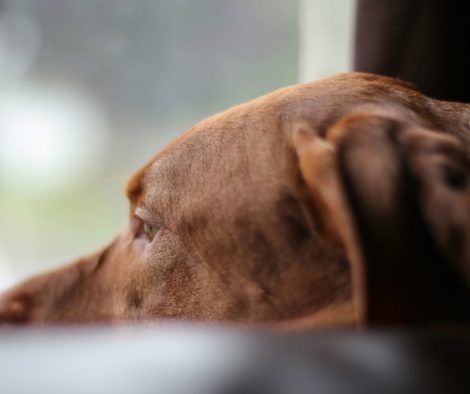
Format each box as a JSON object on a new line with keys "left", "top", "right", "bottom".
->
{"left": 0, "top": 72, "right": 469, "bottom": 327}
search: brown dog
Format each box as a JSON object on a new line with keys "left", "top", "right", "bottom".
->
{"left": 1, "top": 73, "right": 469, "bottom": 327}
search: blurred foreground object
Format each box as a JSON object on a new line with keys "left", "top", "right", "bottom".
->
{"left": 0, "top": 327, "right": 469, "bottom": 394}
{"left": 354, "top": 0, "right": 470, "bottom": 102}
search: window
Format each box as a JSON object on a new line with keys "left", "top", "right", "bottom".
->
{"left": 0, "top": 0, "right": 353, "bottom": 287}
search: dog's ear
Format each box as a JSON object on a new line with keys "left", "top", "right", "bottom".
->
{"left": 291, "top": 115, "right": 470, "bottom": 327}
{"left": 402, "top": 128, "right": 470, "bottom": 286}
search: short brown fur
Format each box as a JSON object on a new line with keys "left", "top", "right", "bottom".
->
{"left": 1, "top": 73, "right": 469, "bottom": 327}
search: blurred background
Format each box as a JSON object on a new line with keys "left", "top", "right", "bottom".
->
{"left": 0, "top": 0, "right": 354, "bottom": 288}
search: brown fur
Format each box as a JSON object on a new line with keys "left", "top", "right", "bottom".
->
{"left": 1, "top": 72, "right": 469, "bottom": 327}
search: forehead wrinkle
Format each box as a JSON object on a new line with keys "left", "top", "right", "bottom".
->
{"left": 142, "top": 155, "right": 178, "bottom": 219}
{"left": 141, "top": 134, "right": 218, "bottom": 229}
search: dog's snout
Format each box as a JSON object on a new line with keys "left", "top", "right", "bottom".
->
{"left": 0, "top": 291, "right": 30, "bottom": 325}
{"left": 0, "top": 245, "right": 117, "bottom": 326}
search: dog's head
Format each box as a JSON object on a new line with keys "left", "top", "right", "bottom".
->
{"left": 1, "top": 73, "right": 469, "bottom": 327}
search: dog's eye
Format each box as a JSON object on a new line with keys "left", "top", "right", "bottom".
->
{"left": 143, "top": 222, "right": 160, "bottom": 241}
{"left": 131, "top": 216, "right": 161, "bottom": 242}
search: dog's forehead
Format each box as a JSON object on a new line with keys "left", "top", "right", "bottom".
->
{"left": 126, "top": 72, "right": 435, "bottom": 211}
{"left": 127, "top": 106, "right": 279, "bottom": 218}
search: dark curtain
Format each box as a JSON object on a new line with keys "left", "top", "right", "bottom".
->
{"left": 354, "top": 0, "right": 470, "bottom": 102}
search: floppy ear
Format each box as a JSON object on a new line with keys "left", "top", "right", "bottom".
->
{"left": 401, "top": 128, "right": 470, "bottom": 286}
{"left": 292, "top": 114, "right": 470, "bottom": 327}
